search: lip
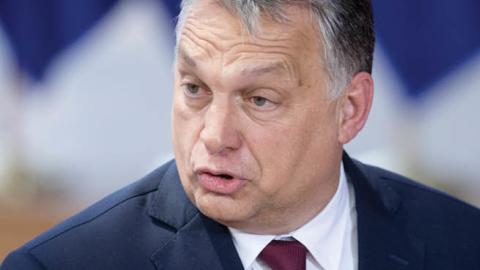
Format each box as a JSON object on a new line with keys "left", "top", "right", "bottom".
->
{"left": 194, "top": 167, "right": 246, "bottom": 195}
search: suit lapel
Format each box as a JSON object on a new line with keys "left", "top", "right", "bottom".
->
{"left": 150, "top": 213, "right": 225, "bottom": 270}
{"left": 147, "top": 162, "right": 243, "bottom": 270}
{"left": 200, "top": 214, "right": 245, "bottom": 270}
{"left": 343, "top": 153, "right": 425, "bottom": 270}
{"left": 147, "top": 155, "right": 424, "bottom": 270}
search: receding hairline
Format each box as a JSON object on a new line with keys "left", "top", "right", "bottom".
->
{"left": 180, "top": 0, "right": 319, "bottom": 37}
{"left": 175, "top": 1, "right": 325, "bottom": 64}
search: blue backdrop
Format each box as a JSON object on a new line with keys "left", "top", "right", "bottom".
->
{"left": 0, "top": 0, "right": 479, "bottom": 99}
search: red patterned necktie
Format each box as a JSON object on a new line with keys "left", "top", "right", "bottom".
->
{"left": 258, "top": 240, "right": 308, "bottom": 270}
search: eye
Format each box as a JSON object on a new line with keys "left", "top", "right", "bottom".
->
{"left": 248, "top": 96, "right": 278, "bottom": 111}
{"left": 251, "top": 96, "right": 268, "bottom": 107}
{"left": 245, "top": 89, "right": 281, "bottom": 111}
{"left": 185, "top": 83, "right": 200, "bottom": 95}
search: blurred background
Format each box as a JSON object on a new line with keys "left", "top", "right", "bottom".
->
{"left": 0, "top": 0, "right": 479, "bottom": 260}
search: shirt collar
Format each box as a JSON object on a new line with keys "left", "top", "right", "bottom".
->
{"left": 228, "top": 228, "right": 275, "bottom": 269}
{"left": 291, "top": 162, "right": 350, "bottom": 270}
{"left": 229, "top": 162, "right": 351, "bottom": 270}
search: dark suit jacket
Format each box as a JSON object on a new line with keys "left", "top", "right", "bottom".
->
{"left": 2, "top": 153, "right": 480, "bottom": 270}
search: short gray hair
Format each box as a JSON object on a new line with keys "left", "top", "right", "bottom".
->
{"left": 175, "top": 0, "right": 375, "bottom": 98}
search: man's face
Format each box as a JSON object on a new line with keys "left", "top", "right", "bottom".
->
{"left": 172, "top": 0, "right": 344, "bottom": 234}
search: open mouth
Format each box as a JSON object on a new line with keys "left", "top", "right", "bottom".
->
{"left": 206, "top": 172, "right": 234, "bottom": 180}
{"left": 196, "top": 169, "right": 245, "bottom": 194}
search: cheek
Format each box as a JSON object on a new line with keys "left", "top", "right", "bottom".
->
{"left": 243, "top": 121, "right": 300, "bottom": 190}
{"left": 172, "top": 96, "right": 203, "bottom": 163}
{"left": 246, "top": 105, "right": 338, "bottom": 189}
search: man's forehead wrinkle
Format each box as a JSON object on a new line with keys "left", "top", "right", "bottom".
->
{"left": 239, "top": 62, "right": 286, "bottom": 77}
{"left": 225, "top": 40, "right": 296, "bottom": 62}
{"left": 223, "top": 22, "right": 313, "bottom": 57}
{"left": 224, "top": 55, "right": 299, "bottom": 88}
{"left": 186, "top": 5, "right": 243, "bottom": 43}
{"left": 224, "top": 50, "right": 293, "bottom": 69}
{"left": 223, "top": 42, "right": 299, "bottom": 84}
{"left": 181, "top": 22, "right": 224, "bottom": 58}
{"left": 179, "top": 36, "right": 213, "bottom": 68}
{"left": 254, "top": 30, "right": 315, "bottom": 53}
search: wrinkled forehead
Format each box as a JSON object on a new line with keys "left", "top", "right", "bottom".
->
{"left": 174, "top": 1, "right": 326, "bottom": 92}
{"left": 178, "top": 0, "right": 318, "bottom": 38}
{"left": 176, "top": 0, "right": 320, "bottom": 52}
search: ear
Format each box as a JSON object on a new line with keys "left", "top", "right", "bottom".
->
{"left": 337, "top": 72, "right": 374, "bottom": 144}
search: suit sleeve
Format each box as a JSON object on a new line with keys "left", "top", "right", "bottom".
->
{"left": 1, "top": 250, "right": 46, "bottom": 270}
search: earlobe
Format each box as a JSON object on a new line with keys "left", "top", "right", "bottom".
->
{"left": 338, "top": 72, "right": 374, "bottom": 144}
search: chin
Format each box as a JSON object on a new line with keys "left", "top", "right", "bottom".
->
{"left": 195, "top": 192, "right": 255, "bottom": 226}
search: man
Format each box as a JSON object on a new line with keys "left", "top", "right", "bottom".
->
{"left": 2, "top": 0, "right": 480, "bottom": 269}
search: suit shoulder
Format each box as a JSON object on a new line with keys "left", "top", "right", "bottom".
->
{"left": 356, "top": 159, "right": 480, "bottom": 218}
{"left": 21, "top": 160, "right": 175, "bottom": 252}
{"left": 1, "top": 249, "right": 46, "bottom": 270}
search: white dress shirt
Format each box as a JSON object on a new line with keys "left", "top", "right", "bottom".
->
{"left": 229, "top": 163, "right": 358, "bottom": 270}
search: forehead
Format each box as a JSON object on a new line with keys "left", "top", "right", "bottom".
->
{"left": 177, "top": 0, "right": 321, "bottom": 70}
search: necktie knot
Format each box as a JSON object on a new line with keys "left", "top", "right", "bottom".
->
{"left": 258, "top": 240, "right": 307, "bottom": 270}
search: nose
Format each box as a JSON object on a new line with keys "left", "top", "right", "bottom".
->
{"left": 200, "top": 101, "right": 242, "bottom": 155}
